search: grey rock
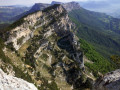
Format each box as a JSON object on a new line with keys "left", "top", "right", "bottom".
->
{"left": 94, "top": 69, "right": 120, "bottom": 90}
{"left": 0, "top": 69, "right": 37, "bottom": 90}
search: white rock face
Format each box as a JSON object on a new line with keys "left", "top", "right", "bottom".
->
{"left": 63, "top": 2, "right": 81, "bottom": 12}
{"left": 94, "top": 69, "right": 120, "bottom": 90}
{"left": 0, "top": 69, "right": 37, "bottom": 90}
{"left": 5, "top": 11, "right": 43, "bottom": 50}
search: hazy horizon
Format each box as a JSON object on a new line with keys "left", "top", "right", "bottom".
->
{"left": 0, "top": 0, "right": 107, "bottom": 6}
{"left": 1, "top": 0, "right": 120, "bottom": 14}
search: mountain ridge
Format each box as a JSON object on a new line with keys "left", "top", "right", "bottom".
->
{"left": 1, "top": 4, "right": 93, "bottom": 90}
{"left": 0, "top": 2, "right": 120, "bottom": 90}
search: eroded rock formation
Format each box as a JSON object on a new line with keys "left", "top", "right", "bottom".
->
{"left": 94, "top": 69, "right": 120, "bottom": 90}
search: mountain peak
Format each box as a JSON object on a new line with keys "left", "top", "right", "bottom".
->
{"left": 28, "top": 3, "right": 50, "bottom": 13}
{"left": 63, "top": 2, "right": 81, "bottom": 12}
{"left": 51, "top": 1, "right": 63, "bottom": 5}
{"left": 43, "top": 4, "right": 66, "bottom": 13}
{"left": 51, "top": 1, "right": 81, "bottom": 12}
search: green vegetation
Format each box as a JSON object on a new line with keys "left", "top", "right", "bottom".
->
{"left": 69, "top": 9, "right": 120, "bottom": 59}
{"left": 13, "top": 65, "right": 33, "bottom": 83}
{"left": 17, "top": 36, "right": 25, "bottom": 45}
{"left": 7, "top": 18, "right": 25, "bottom": 31}
{"left": 38, "top": 77, "right": 59, "bottom": 90}
{"left": 110, "top": 55, "right": 120, "bottom": 68}
{"left": 0, "top": 38, "right": 33, "bottom": 83}
{"left": 0, "top": 38, "right": 11, "bottom": 63}
{"left": 79, "top": 38, "right": 116, "bottom": 76}
{"left": 40, "top": 54, "right": 49, "bottom": 61}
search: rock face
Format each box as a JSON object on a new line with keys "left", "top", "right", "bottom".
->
{"left": 0, "top": 69, "right": 37, "bottom": 90}
{"left": 12, "top": 1, "right": 81, "bottom": 21}
{"left": 51, "top": 1, "right": 81, "bottom": 12}
{"left": 63, "top": 2, "right": 81, "bottom": 12}
{"left": 3, "top": 4, "right": 91, "bottom": 90}
{"left": 94, "top": 69, "right": 120, "bottom": 90}
{"left": 5, "top": 11, "right": 43, "bottom": 50}
{"left": 28, "top": 3, "right": 50, "bottom": 13}
{"left": 57, "top": 33, "right": 84, "bottom": 69}
{"left": 51, "top": 1, "right": 63, "bottom": 5}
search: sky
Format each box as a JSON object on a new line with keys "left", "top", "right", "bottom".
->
{"left": 0, "top": 0, "right": 106, "bottom": 6}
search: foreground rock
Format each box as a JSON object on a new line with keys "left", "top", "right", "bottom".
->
{"left": 0, "top": 69, "right": 37, "bottom": 90}
{"left": 94, "top": 69, "right": 120, "bottom": 90}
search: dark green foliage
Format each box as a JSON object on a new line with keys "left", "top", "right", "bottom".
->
{"left": 40, "top": 54, "right": 49, "bottom": 61}
{"left": 69, "top": 9, "right": 120, "bottom": 34}
{"left": 13, "top": 65, "right": 33, "bottom": 83}
{"left": 17, "top": 36, "right": 25, "bottom": 45}
{"left": 25, "top": 52, "right": 36, "bottom": 68}
{"left": 111, "top": 55, "right": 120, "bottom": 68}
{"left": 7, "top": 42, "right": 15, "bottom": 51}
{"left": 0, "top": 38, "right": 33, "bottom": 83}
{"left": 79, "top": 38, "right": 116, "bottom": 75}
{"left": 38, "top": 78, "right": 59, "bottom": 90}
{"left": 36, "top": 71, "right": 59, "bottom": 90}
{"left": 73, "top": 77, "right": 93, "bottom": 90}
{"left": 69, "top": 9, "right": 120, "bottom": 59}
{"left": 24, "top": 35, "right": 44, "bottom": 67}
{"left": 38, "top": 79, "right": 59, "bottom": 90}
{"left": 0, "top": 38, "right": 12, "bottom": 63}
{"left": 7, "top": 18, "right": 25, "bottom": 31}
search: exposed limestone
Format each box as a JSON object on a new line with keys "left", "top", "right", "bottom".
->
{"left": 94, "top": 69, "right": 120, "bottom": 90}
{"left": 5, "top": 11, "right": 43, "bottom": 50}
{"left": 3, "top": 4, "right": 89, "bottom": 90}
{"left": 51, "top": 1, "right": 81, "bottom": 12}
{"left": 0, "top": 68, "right": 37, "bottom": 90}
{"left": 63, "top": 2, "right": 81, "bottom": 12}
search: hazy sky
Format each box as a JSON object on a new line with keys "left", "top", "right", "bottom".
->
{"left": 0, "top": 0, "right": 106, "bottom": 6}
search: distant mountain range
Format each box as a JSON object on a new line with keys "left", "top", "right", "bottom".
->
{"left": 0, "top": 6, "right": 31, "bottom": 24}
{"left": 69, "top": 8, "right": 120, "bottom": 58}
{"left": 79, "top": 1, "right": 120, "bottom": 18}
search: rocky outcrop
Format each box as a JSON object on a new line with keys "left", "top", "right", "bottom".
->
{"left": 3, "top": 4, "right": 88, "bottom": 90}
{"left": 12, "top": 1, "right": 81, "bottom": 22}
{"left": 5, "top": 11, "right": 43, "bottom": 50}
{"left": 0, "top": 68, "right": 37, "bottom": 90}
{"left": 51, "top": 1, "right": 81, "bottom": 12}
{"left": 28, "top": 3, "right": 50, "bottom": 14}
{"left": 94, "top": 69, "right": 120, "bottom": 90}
{"left": 5, "top": 4, "right": 74, "bottom": 50}
{"left": 51, "top": 1, "right": 63, "bottom": 5}
{"left": 63, "top": 2, "right": 81, "bottom": 12}
{"left": 57, "top": 33, "right": 84, "bottom": 69}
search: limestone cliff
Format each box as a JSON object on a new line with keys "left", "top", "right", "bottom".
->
{"left": 62, "top": 2, "right": 81, "bottom": 12}
{"left": 1, "top": 4, "right": 93, "bottom": 90}
{"left": 51, "top": 1, "right": 81, "bottom": 12}
{"left": 0, "top": 69, "right": 37, "bottom": 90}
{"left": 94, "top": 69, "right": 120, "bottom": 90}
